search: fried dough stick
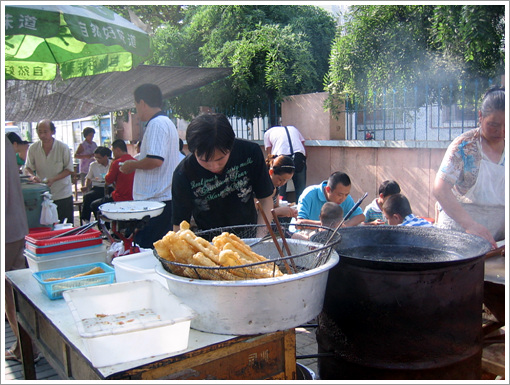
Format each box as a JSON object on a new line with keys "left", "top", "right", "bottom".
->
{"left": 154, "top": 231, "right": 199, "bottom": 278}
{"left": 219, "top": 250, "right": 280, "bottom": 279}
{"left": 192, "top": 252, "right": 242, "bottom": 280}
{"left": 44, "top": 266, "right": 105, "bottom": 282}
{"left": 213, "top": 232, "right": 267, "bottom": 263}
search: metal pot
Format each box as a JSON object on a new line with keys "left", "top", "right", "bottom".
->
{"left": 155, "top": 239, "right": 339, "bottom": 335}
{"left": 316, "top": 226, "right": 492, "bottom": 380}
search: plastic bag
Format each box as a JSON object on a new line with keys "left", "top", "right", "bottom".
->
{"left": 106, "top": 242, "right": 126, "bottom": 264}
{"left": 40, "top": 192, "right": 59, "bottom": 225}
{"left": 106, "top": 243, "right": 151, "bottom": 264}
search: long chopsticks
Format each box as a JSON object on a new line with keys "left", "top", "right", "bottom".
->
{"left": 484, "top": 245, "right": 505, "bottom": 260}
{"left": 271, "top": 209, "right": 298, "bottom": 273}
{"left": 255, "top": 201, "right": 293, "bottom": 274}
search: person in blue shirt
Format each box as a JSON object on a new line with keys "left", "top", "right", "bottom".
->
{"left": 363, "top": 179, "right": 401, "bottom": 225}
{"left": 382, "top": 193, "right": 434, "bottom": 227}
{"left": 296, "top": 171, "right": 365, "bottom": 227}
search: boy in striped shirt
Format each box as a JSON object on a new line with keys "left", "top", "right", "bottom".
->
{"left": 382, "top": 193, "right": 434, "bottom": 227}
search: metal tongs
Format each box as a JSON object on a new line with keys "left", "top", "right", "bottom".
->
{"left": 48, "top": 221, "right": 98, "bottom": 239}
{"left": 329, "top": 192, "right": 368, "bottom": 239}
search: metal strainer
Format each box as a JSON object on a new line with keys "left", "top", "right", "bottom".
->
{"left": 154, "top": 223, "right": 341, "bottom": 281}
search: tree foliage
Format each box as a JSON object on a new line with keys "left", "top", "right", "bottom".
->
{"left": 326, "top": 5, "right": 505, "bottom": 114}
{"left": 105, "top": 5, "right": 185, "bottom": 34}
{"left": 149, "top": 5, "right": 336, "bottom": 121}
{"left": 430, "top": 5, "right": 505, "bottom": 77}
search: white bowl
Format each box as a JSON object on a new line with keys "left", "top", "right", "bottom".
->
{"left": 99, "top": 201, "right": 165, "bottom": 221}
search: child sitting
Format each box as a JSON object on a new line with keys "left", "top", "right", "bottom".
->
{"left": 294, "top": 202, "right": 344, "bottom": 241}
{"left": 382, "top": 193, "right": 434, "bottom": 227}
{"left": 318, "top": 202, "right": 344, "bottom": 229}
{"left": 363, "top": 180, "right": 401, "bottom": 225}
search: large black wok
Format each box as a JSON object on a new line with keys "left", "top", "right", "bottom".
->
{"left": 332, "top": 225, "right": 491, "bottom": 271}
{"left": 317, "top": 225, "right": 492, "bottom": 380}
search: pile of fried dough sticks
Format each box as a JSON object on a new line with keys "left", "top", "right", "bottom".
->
{"left": 154, "top": 221, "right": 283, "bottom": 280}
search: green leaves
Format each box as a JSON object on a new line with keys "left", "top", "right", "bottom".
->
{"left": 326, "top": 5, "right": 504, "bottom": 115}
{"left": 147, "top": 5, "right": 335, "bottom": 121}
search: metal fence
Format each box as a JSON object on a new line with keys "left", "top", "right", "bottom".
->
{"left": 213, "top": 78, "right": 500, "bottom": 144}
{"left": 344, "top": 78, "right": 500, "bottom": 142}
{"left": 213, "top": 101, "right": 281, "bottom": 141}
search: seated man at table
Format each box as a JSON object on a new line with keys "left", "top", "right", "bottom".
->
{"left": 90, "top": 139, "right": 136, "bottom": 220}
{"left": 81, "top": 146, "right": 112, "bottom": 223}
{"left": 296, "top": 171, "right": 365, "bottom": 228}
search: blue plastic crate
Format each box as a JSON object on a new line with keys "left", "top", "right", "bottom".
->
{"left": 32, "top": 262, "right": 115, "bottom": 300}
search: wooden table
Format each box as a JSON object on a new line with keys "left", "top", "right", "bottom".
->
{"left": 6, "top": 269, "right": 296, "bottom": 380}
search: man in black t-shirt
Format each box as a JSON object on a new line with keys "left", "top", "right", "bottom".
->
{"left": 172, "top": 113, "right": 274, "bottom": 232}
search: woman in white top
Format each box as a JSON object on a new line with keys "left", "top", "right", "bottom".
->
{"left": 433, "top": 86, "right": 505, "bottom": 248}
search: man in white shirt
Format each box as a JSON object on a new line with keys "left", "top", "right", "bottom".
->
{"left": 264, "top": 124, "right": 307, "bottom": 202}
{"left": 24, "top": 119, "right": 74, "bottom": 224}
{"left": 120, "top": 84, "right": 180, "bottom": 248}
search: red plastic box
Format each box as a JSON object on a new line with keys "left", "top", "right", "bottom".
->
{"left": 25, "top": 228, "right": 102, "bottom": 255}
{"left": 28, "top": 227, "right": 52, "bottom": 234}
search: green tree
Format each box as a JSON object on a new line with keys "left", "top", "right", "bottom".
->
{"left": 326, "top": 5, "right": 505, "bottom": 115}
{"left": 151, "top": 5, "right": 336, "bottom": 123}
{"left": 430, "top": 5, "right": 505, "bottom": 78}
{"left": 105, "top": 5, "right": 185, "bottom": 33}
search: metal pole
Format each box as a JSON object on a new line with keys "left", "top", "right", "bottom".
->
{"left": 393, "top": 88, "right": 396, "bottom": 139}
{"left": 425, "top": 84, "right": 429, "bottom": 142}
{"left": 461, "top": 80, "right": 465, "bottom": 133}
{"left": 413, "top": 86, "right": 417, "bottom": 141}
{"left": 382, "top": 88, "right": 386, "bottom": 140}
{"left": 449, "top": 82, "right": 452, "bottom": 140}
{"left": 403, "top": 87, "right": 407, "bottom": 141}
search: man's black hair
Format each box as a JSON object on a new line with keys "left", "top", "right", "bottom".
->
{"left": 327, "top": 171, "right": 351, "bottom": 190}
{"left": 134, "top": 83, "right": 163, "bottom": 109}
{"left": 111, "top": 139, "right": 128, "bottom": 152}
{"left": 186, "top": 113, "right": 235, "bottom": 161}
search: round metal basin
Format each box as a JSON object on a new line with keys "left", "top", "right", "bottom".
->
{"left": 155, "top": 239, "right": 339, "bottom": 335}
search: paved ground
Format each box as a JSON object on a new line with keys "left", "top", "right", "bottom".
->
{"left": 3, "top": 320, "right": 61, "bottom": 381}
{"left": 295, "top": 324, "right": 320, "bottom": 377}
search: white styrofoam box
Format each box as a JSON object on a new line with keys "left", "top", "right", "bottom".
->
{"left": 63, "top": 280, "right": 197, "bottom": 368}
{"left": 112, "top": 250, "right": 166, "bottom": 286}
{"left": 25, "top": 244, "right": 107, "bottom": 272}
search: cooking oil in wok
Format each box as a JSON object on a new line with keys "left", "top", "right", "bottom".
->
{"left": 339, "top": 245, "right": 464, "bottom": 263}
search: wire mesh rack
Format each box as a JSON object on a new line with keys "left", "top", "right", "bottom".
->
{"left": 154, "top": 223, "right": 341, "bottom": 281}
